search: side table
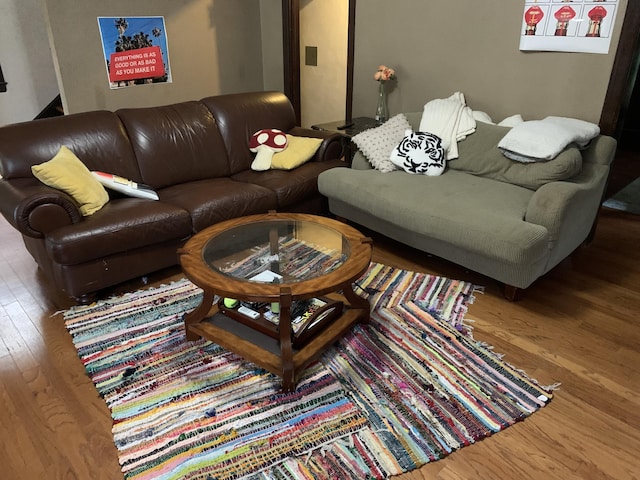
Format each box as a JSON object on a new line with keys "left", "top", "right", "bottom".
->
{"left": 311, "top": 116, "right": 379, "bottom": 163}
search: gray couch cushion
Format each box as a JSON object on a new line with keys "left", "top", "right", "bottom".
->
{"left": 404, "top": 113, "right": 582, "bottom": 190}
{"left": 451, "top": 122, "right": 582, "bottom": 190}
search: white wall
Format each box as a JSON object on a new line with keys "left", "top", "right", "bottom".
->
{"left": 0, "top": 0, "right": 59, "bottom": 126}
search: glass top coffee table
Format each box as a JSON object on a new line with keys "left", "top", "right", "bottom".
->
{"left": 178, "top": 211, "right": 373, "bottom": 391}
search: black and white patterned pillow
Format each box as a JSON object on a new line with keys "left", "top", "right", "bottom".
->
{"left": 390, "top": 130, "right": 446, "bottom": 176}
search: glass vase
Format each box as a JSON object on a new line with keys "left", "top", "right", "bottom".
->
{"left": 375, "top": 82, "right": 389, "bottom": 124}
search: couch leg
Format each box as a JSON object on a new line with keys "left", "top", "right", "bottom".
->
{"left": 503, "top": 284, "right": 523, "bottom": 301}
{"left": 74, "top": 292, "right": 97, "bottom": 305}
{"left": 585, "top": 210, "right": 601, "bottom": 245}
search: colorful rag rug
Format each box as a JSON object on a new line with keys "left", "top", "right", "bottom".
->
{"left": 63, "top": 263, "right": 552, "bottom": 479}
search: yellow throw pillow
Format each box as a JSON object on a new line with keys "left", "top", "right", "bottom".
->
{"left": 270, "top": 135, "right": 323, "bottom": 170}
{"left": 31, "top": 146, "right": 109, "bottom": 216}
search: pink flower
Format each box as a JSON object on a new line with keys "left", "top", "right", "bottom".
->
{"left": 374, "top": 65, "right": 396, "bottom": 82}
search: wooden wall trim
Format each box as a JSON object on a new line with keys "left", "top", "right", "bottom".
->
{"left": 600, "top": 2, "right": 640, "bottom": 137}
{"left": 345, "top": 0, "right": 356, "bottom": 125}
{"left": 0, "top": 63, "right": 7, "bottom": 93}
{"left": 282, "top": 0, "right": 301, "bottom": 125}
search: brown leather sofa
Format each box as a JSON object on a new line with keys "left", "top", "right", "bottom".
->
{"left": 0, "top": 91, "right": 345, "bottom": 303}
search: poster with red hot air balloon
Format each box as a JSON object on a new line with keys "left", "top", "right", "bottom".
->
{"left": 519, "top": 1, "right": 619, "bottom": 54}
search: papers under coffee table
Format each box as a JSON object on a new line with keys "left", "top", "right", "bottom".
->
{"left": 177, "top": 211, "right": 373, "bottom": 391}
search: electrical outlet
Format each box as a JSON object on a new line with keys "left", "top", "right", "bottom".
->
{"left": 305, "top": 46, "right": 318, "bottom": 66}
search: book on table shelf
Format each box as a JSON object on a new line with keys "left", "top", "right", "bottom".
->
{"left": 219, "top": 296, "right": 343, "bottom": 347}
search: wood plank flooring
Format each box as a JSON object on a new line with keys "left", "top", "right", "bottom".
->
{"left": 0, "top": 205, "right": 638, "bottom": 480}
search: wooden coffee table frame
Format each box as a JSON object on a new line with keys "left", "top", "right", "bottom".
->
{"left": 177, "top": 211, "right": 373, "bottom": 391}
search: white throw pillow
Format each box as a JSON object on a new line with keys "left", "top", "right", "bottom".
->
{"left": 543, "top": 116, "right": 600, "bottom": 147}
{"left": 472, "top": 111, "right": 495, "bottom": 125}
{"left": 498, "top": 117, "right": 600, "bottom": 162}
{"left": 497, "top": 114, "right": 524, "bottom": 128}
{"left": 390, "top": 130, "right": 446, "bottom": 176}
{"left": 352, "top": 114, "right": 411, "bottom": 172}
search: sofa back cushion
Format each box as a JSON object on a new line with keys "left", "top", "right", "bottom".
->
{"left": 117, "top": 101, "right": 231, "bottom": 189}
{"left": 452, "top": 122, "right": 582, "bottom": 190}
{"left": 405, "top": 112, "right": 582, "bottom": 190}
{"left": 0, "top": 111, "right": 140, "bottom": 181}
{"left": 201, "top": 91, "right": 297, "bottom": 174}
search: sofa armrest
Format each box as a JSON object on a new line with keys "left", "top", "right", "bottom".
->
{"left": 351, "top": 152, "right": 374, "bottom": 170}
{"left": 581, "top": 135, "right": 617, "bottom": 166}
{"left": 0, "top": 178, "right": 82, "bottom": 238}
{"left": 525, "top": 133, "right": 616, "bottom": 265}
{"left": 525, "top": 162, "right": 610, "bottom": 264}
{"left": 288, "top": 126, "right": 345, "bottom": 162}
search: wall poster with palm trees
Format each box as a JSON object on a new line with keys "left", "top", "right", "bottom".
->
{"left": 98, "top": 16, "right": 172, "bottom": 89}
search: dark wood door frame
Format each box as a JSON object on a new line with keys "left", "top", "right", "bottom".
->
{"left": 282, "top": 0, "right": 355, "bottom": 127}
{"left": 600, "top": 2, "right": 640, "bottom": 137}
{"left": 345, "top": 0, "right": 356, "bottom": 125}
{"left": 344, "top": 0, "right": 356, "bottom": 125}
{"left": 282, "top": 0, "right": 301, "bottom": 125}
{"left": 0, "top": 63, "right": 7, "bottom": 93}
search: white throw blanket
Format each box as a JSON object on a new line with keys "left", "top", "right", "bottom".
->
{"left": 498, "top": 116, "right": 600, "bottom": 162}
{"left": 419, "top": 92, "right": 476, "bottom": 160}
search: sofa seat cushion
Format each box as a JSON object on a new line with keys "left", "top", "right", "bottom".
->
{"left": 319, "top": 167, "right": 549, "bottom": 265}
{"left": 159, "top": 178, "right": 278, "bottom": 232}
{"left": 46, "top": 199, "right": 192, "bottom": 265}
{"left": 231, "top": 159, "right": 346, "bottom": 209}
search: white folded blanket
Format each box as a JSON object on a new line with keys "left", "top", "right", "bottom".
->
{"left": 419, "top": 92, "right": 476, "bottom": 160}
{"left": 498, "top": 116, "right": 600, "bottom": 162}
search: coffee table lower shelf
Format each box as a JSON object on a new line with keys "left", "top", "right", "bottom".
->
{"left": 187, "top": 306, "right": 367, "bottom": 391}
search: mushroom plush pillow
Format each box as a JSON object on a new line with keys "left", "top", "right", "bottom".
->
{"left": 249, "top": 129, "right": 288, "bottom": 171}
{"left": 390, "top": 130, "right": 446, "bottom": 176}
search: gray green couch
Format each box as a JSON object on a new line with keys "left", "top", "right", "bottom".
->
{"left": 318, "top": 112, "right": 617, "bottom": 298}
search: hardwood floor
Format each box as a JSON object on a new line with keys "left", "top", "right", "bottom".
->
{"left": 1, "top": 204, "right": 639, "bottom": 479}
